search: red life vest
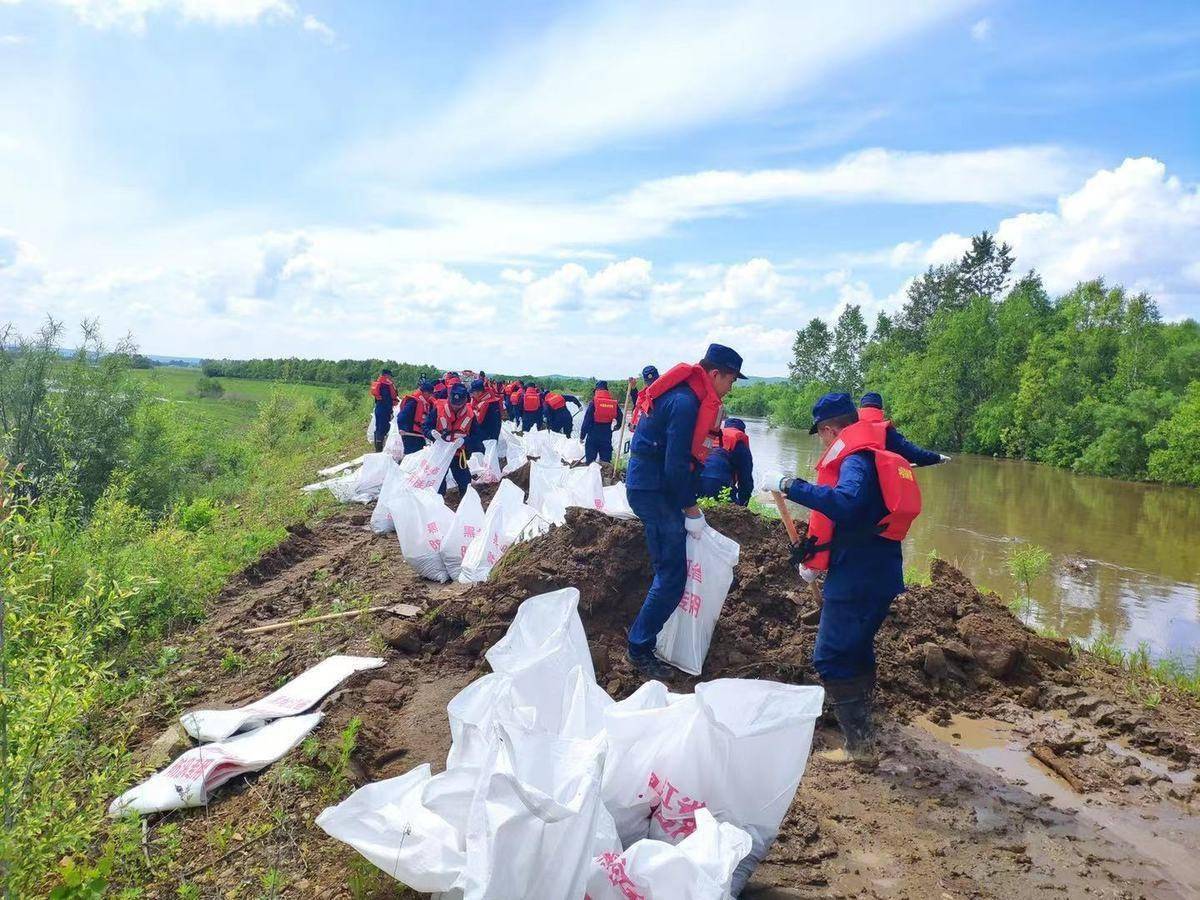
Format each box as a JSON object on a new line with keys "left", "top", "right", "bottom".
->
{"left": 434, "top": 399, "right": 474, "bottom": 439}
{"left": 857, "top": 406, "right": 888, "bottom": 425}
{"left": 719, "top": 427, "right": 749, "bottom": 454}
{"left": 508, "top": 388, "right": 522, "bottom": 405}
{"left": 400, "top": 391, "right": 430, "bottom": 431}
{"left": 804, "top": 420, "right": 922, "bottom": 571}
{"left": 523, "top": 386, "right": 542, "bottom": 412}
{"left": 638, "top": 363, "right": 722, "bottom": 464}
{"left": 592, "top": 389, "right": 618, "bottom": 425}
{"left": 474, "top": 392, "right": 501, "bottom": 424}
{"left": 370, "top": 375, "right": 396, "bottom": 403}
{"left": 544, "top": 392, "right": 567, "bottom": 411}
{"left": 443, "top": 373, "right": 461, "bottom": 387}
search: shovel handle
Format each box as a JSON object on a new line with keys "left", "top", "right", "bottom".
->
{"left": 770, "top": 490, "right": 801, "bottom": 545}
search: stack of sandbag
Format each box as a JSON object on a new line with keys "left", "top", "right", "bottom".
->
{"left": 457, "top": 480, "right": 548, "bottom": 583}
{"left": 303, "top": 452, "right": 395, "bottom": 503}
{"left": 317, "top": 588, "right": 825, "bottom": 899}
{"left": 442, "top": 486, "right": 485, "bottom": 581}
{"left": 528, "top": 458, "right": 605, "bottom": 524}
{"left": 369, "top": 440, "right": 461, "bottom": 535}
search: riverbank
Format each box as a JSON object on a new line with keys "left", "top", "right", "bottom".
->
{"left": 96, "top": 498, "right": 1200, "bottom": 898}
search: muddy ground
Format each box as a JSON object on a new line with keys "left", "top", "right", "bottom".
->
{"left": 118, "top": 494, "right": 1200, "bottom": 899}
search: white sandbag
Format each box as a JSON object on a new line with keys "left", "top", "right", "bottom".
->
{"left": 564, "top": 462, "right": 605, "bottom": 511}
{"left": 523, "top": 426, "right": 553, "bottom": 459}
{"left": 602, "top": 482, "right": 637, "bottom": 519}
{"left": 352, "top": 452, "right": 395, "bottom": 501}
{"left": 442, "top": 486, "right": 485, "bottom": 581}
{"left": 393, "top": 488, "right": 455, "bottom": 582}
{"left": 383, "top": 425, "right": 406, "bottom": 462}
{"left": 366, "top": 412, "right": 376, "bottom": 444}
{"left": 109, "top": 713, "right": 321, "bottom": 816}
{"left": 327, "top": 472, "right": 366, "bottom": 502}
{"left": 655, "top": 525, "right": 741, "bottom": 676}
{"left": 181, "top": 655, "right": 383, "bottom": 742}
{"left": 399, "top": 437, "right": 462, "bottom": 492}
{"left": 457, "top": 480, "right": 531, "bottom": 583}
{"left": 316, "top": 763, "right": 474, "bottom": 894}
{"left": 486, "top": 586, "right": 596, "bottom": 685}
{"left": 474, "top": 440, "right": 501, "bottom": 484}
{"left": 500, "top": 446, "right": 527, "bottom": 476}
{"left": 318, "top": 455, "right": 367, "bottom": 477}
{"left": 559, "top": 437, "right": 585, "bottom": 464}
{"left": 601, "top": 679, "right": 823, "bottom": 874}
{"left": 369, "top": 461, "right": 407, "bottom": 533}
{"left": 539, "top": 487, "right": 570, "bottom": 526}
{"left": 460, "top": 722, "right": 620, "bottom": 900}
{"left": 446, "top": 672, "right": 534, "bottom": 771}
{"left": 528, "top": 456, "right": 566, "bottom": 514}
{"left": 585, "top": 808, "right": 752, "bottom": 900}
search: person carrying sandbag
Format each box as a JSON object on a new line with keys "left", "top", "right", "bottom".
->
{"left": 423, "top": 382, "right": 475, "bottom": 495}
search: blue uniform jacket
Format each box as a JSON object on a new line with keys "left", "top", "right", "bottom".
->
{"left": 473, "top": 400, "right": 502, "bottom": 448}
{"left": 395, "top": 395, "right": 422, "bottom": 434}
{"left": 701, "top": 442, "right": 754, "bottom": 505}
{"left": 373, "top": 382, "right": 395, "bottom": 413}
{"left": 886, "top": 427, "right": 941, "bottom": 467}
{"left": 580, "top": 400, "right": 624, "bottom": 443}
{"left": 785, "top": 451, "right": 904, "bottom": 602}
{"left": 627, "top": 384, "right": 699, "bottom": 510}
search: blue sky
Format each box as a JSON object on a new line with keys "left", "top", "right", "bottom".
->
{"left": 1, "top": 0, "right": 1198, "bottom": 375}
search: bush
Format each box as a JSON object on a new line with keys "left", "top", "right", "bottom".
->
{"left": 176, "top": 497, "right": 217, "bottom": 532}
{"left": 193, "top": 376, "right": 224, "bottom": 398}
{"left": 1147, "top": 381, "right": 1200, "bottom": 485}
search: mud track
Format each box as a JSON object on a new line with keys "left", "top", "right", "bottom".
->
{"left": 124, "top": 504, "right": 1200, "bottom": 898}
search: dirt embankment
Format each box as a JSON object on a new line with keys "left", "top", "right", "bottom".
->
{"left": 120, "top": 502, "right": 1200, "bottom": 899}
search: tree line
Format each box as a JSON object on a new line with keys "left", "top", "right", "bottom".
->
{"left": 724, "top": 232, "right": 1200, "bottom": 486}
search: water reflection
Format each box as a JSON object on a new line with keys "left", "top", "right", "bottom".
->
{"left": 740, "top": 417, "right": 1200, "bottom": 660}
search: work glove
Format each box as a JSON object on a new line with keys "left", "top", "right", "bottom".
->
{"left": 939, "top": 454, "right": 952, "bottom": 463}
{"left": 684, "top": 510, "right": 706, "bottom": 538}
{"left": 777, "top": 475, "right": 799, "bottom": 494}
{"left": 798, "top": 565, "right": 819, "bottom": 584}
{"left": 755, "top": 469, "right": 785, "bottom": 494}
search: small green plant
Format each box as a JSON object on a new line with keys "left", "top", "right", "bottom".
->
{"left": 272, "top": 763, "right": 319, "bottom": 790}
{"left": 1005, "top": 543, "right": 1052, "bottom": 623}
{"left": 219, "top": 648, "right": 245, "bottom": 673}
{"left": 697, "top": 486, "right": 733, "bottom": 510}
{"left": 176, "top": 497, "right": 217, "bottom": 532}
{"left": 176, "top": 882, "right": 200, "bottom": 900}
{"left": 260, "top": 867, "right": 286, "bottom": 897}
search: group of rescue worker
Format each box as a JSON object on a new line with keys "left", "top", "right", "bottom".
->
{"left": 370, "top": 346, "right": 948, "bottom": 769}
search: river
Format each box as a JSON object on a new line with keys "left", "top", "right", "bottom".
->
{"left": 739, "top": 416, "right": 1200, "bottom": 662}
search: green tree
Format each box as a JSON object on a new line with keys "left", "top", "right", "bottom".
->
{"left": 1147, "top": 381, "right": 1200, "bottom": 485}
{"left": 828, "top": 305, "right": 868, "bottom": 394}
{"left": 789, "top": 318, "right": 832, "bottom": 384}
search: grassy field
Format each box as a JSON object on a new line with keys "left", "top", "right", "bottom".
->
{"left": 133, "top": 366, "right": 353, "bottom": 431}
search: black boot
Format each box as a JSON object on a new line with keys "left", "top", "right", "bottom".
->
{"left": 627, "top": 648, "right": 677, "bottom": 681}
{"left": 374, "top": 438, "right": 385, "bottom": 452}
{"left": 818, "top": 674, "right": 877, "bottom": 766}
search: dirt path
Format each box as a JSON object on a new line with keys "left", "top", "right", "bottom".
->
{"left": 119, "top": 505, "right": 1200, "bottom": 899}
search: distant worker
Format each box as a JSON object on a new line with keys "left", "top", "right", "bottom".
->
{"left": 776, "top": 393, "right": 922, "bottom": 765}
{"left": 543, "top": 391, "right": 581, "bottom": 437}
{"left": 395, "top": 377, "right": 435, "bottom": 454}
{"left": 521, "top": 382, "right": 544, "bottom": 431}
{"left": 470, "top": 378, "right": 503, "bottom": 451}
{"left": 699, "top": 417, "right": 754, "bottom": 505}
{"left": 505, "top": 381, "right": 523, "bottom": 422}
{"left": 423, "top": 382, "right": 474, "bottom": 494}
{"left": 859, "top": 392, "right": 950, "bottom": 466}
{"left": 432, "top": 380, "right": 448, "bottom": 401}
{"left": 370, "top": 368, "right": 397, "bottom": 452}
{"left": 628, "top": 365, "right": 659, "bottom": 431}
{"left": 580, "top": 380, "right": 623, "bottom": 464}
{"left": 625, "top": 345, "right": 744, "bottom": 679}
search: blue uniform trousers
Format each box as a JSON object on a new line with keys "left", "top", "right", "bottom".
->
{"left": 521, "top": 411, "right": 542, "bottom": 431}
{"left": 584, "top": 433, "right": 613, "bottom": 464}
{"left": 812, "top": 591, "right": 896, "bottom": 681}
{"left": 401, "top": 435, "right": 426, "bottom": 455}
{"left": 698, "top": 475, "right": 727, "bottom": 500}
{"left": 626, "top": 488, "right": 688, "bottom": 655}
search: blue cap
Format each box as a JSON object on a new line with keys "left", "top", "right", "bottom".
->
{"left": 702, "top": 343, "right": 746, "bottom": 379}
{"left": 724, "top": 417, "right": 746, "bottom": 431}
{"left": 381, "top": 369, "right": 393, "bottom": 376}
{"left": 417, "top": 377, "right": 433, "bottom": 392}
{"left": 860, "top": 391, "right": 883, "bottom": 409}
{"left": 470, "top": 379, "right": 486, "bottom": 393}
{"left": 642, "top": 365, "right": 659, "bottom": 382}
{"left": 809, "top": 392, "right": 857, "bottom": 434}
{"left": 449, "top": 383, "right": 469, "bottom": 405}
{"left": 595, "top": 380, "right": 608, "bottom": 390}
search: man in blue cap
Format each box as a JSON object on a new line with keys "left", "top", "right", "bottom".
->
{"left": 775, "top": 392, "right": 916, "bottom": 764}
{"left": 579, "top": 380, "right": 623, "bottom": 463}
{"left": 543, "top": 390, "right": 582, "bottom": 437}
{"left": 469, "top": 378, "right": 503, "bottom": 452}
{"left": 423, "top": 382, "right": 475, "bottom": 494}
{"left": 628, "top": 364, "right": 659, "bottom": 415}
{"left": 859, "top": 392, "right": 950, "bottom": 467}
{"left": 698, "top": 417, "right": 754, "bottom": 505}
{"left": 625, "top": 344, "right": 745, "bottom": 679}
{"left": 395, "top": 377, "right": 435, "bottom": 455}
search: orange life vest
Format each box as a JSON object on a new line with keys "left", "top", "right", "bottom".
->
{"left": 720, "top": 426, "right": 750, "bottom": 454}
{"left": 400, "top": 391, "right": 431, "bottom": 430}
{"left": 592, "top": 389, "right": 618, "bottom": 425}
{"left": 443, "top": 373, "right": 461, "bottom": 387}
{"left": 544, "top": 392, "right": 567, "bottom": 411}
{"left": 804, "top": 420, "right": 922, "bottom": 571}
{"left": 433, "top": 399, "right": 474, "bottom": 439}
{"left": 508, "top": 388, "right": 522, "bottom": 405}
{"left": 857, "top": 406, "right": 887, "bottom": 425}
{"left": 370, "top": 375, "right": 396, "bottom": 403}
{"left": 474, "top": 392, "right": 501, "bottom": 424}
{"left": 522, "top": 386, "right": 542, "bottom": 412}
{"left": 638, "top": 363, "right": 721, "bottom": 464}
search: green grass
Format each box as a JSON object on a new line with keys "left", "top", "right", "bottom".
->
{"left": 1072, "top": 632, "right": 1200, "bottom": 698}
{"left": 132, "top": 367, "right": 348, "bottom": 431}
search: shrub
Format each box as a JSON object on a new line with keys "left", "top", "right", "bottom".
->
{"left": 193, "top": 376, "right": 224, "bottom": 398}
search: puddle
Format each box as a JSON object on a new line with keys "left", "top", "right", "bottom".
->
{"left": 912, "top": 713, "right": 1200, "bottom": 894}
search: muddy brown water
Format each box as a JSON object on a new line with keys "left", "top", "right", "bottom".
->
{"left": 741, "top": 416, "right": 1200, "bottom": 661}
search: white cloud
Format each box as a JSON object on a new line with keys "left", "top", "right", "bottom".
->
{"left": 522, "top": 257, "right": 653, "bottom": 324}
{"left": 345, "top": 0, "right": 974, "bottom": 179}
{"left": 32, "top": 0, "right": 306, "bottom": 32}
{"left": 914, "top": 158, "right": 1200, "bottom": 317}
{"left": 301, "top": 13, "right": 335, "bottom": 44}
{"left": 970, "top": 17, "right": 992, "bottom": 41}
{"left": 0, "top": 33, "right": 28, "bottom": 44}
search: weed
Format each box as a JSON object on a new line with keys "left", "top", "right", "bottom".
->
{"left": 271, "top": 763, "right": 319, "bottom": 790}
{"left": 175, "top": 883, "right": 200, "bottom": 900}
{"left": 1005, "top": 543, "right": 1052, "bottom": 624}
{"left": 260, "top": 867, "right": 286, "bottom": 897}
{"left": 219, "top": 648, "right": 245, "bottom": 673}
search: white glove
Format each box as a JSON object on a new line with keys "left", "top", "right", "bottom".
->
{"left": 798, "top": 565, "right": 819, "bottom": 584}
{"left": 684, "top": 511, "right": 706, "bottom": 538}
{"left": 756, "top": 469, "right": 785, "bottom": 494}
{"left": 939, "top": 454, "right": 952, "bottom": 463}
{"left": 429, "top": 429, "right": 442, "bottom": 442}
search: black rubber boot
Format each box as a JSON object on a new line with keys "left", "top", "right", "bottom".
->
{"left": 374, "top": 438, "right": 385, "bottom": 452}
{"left": 819, "top": 674, "right": 878, "bottom": 766}
{"left": 627, "top": 649, "right": 677, "bottom": 681}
